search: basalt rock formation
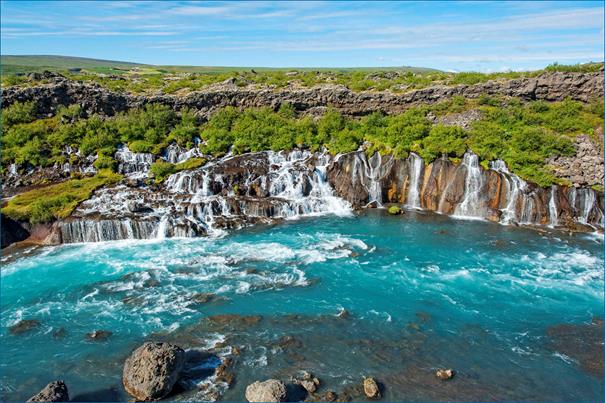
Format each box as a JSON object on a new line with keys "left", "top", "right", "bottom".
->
{"left": 4, "top": 147, "right": 602, "bottom": 248}
{"left": 2, "top": 70, "right": 603, "bottom": 119}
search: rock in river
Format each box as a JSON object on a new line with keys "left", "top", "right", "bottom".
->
{"left": 27, "top": 381, "right": 69, "bottom": 402}
{"left": 9, "top": 319, "right": 41, "bottom": 335}
{"left": 123, "top": 342, "right": 186, "bottom": 401}
{"left": 245, "top": 379, "right": 287, "bottom": 402}
{"left": 435, "top": 368, "right": 455, "bottom": 380}
{"left": 85, "top": 330, "right": 113, "bottom": 342}
{"left": 363, "top": 377, "right": 381, "bottom": 399}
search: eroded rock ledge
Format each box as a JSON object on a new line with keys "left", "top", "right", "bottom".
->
{"left": 2, "top": 70, "right": 603, "bottom": 119}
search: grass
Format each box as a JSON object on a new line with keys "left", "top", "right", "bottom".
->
{"left": 150, "top": 157, "right": 207, "bottom": 183}
{"left": 3, "top": 55, "right": 601, "bottom": 95}
{"left": 2, "top": 170, "right": 123, "bottom": 223}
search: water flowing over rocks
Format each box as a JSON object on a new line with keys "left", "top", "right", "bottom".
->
{"left": 6, "top": 146, "right": 599, "bottom": 247}
{"left": 2, "top": 71, "right": 602, "bottom": 119}
{"left": 27, "top": 381, "right": 69, "bottom": 402}
{"left": 58, "top": 150, "right": 351, "bottom": 243}
{"left": 327, "top": 151, "right": 604, "bottom": 230}
{"left": 123, "top": 342, "right": 186, "bottom": 401}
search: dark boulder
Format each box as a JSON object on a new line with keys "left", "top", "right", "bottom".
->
{"left": 27, "top": 381, "right": 69, "bottom": 402}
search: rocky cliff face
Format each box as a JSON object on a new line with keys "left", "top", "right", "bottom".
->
{"left": 2, "top": 70, "right": 603, "bottom": 119}
{"left": 5, "top": 149, "right": 601, "bottom": 248}
{"left": 327, "top": 151, "right": 604, "bottom": 230}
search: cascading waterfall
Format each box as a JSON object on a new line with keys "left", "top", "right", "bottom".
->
{"left": 406, "top": 153, "right": 423, "bottom": 209}
{"left": 577, "top": 188, "right": 604, "bottom": 226}
{"left": 145, "top": 150, "right": 352, "bottom": 239}
{"left": 454, "top": 153, "right": 484, "bottom": 218}
{"left": 115, "top": 145, "right": 154, "bottom": 178}
{"left": 366, "top": 153, "right": 384, "bottom": 207}
{"left": 490, "top": 160, "right": 523, "bottom": 224}
{"left": 164, "top": 143, "right": 203, "bottom": 164}
{"left": 57, "top": 148, "right": 604, "bottom": 244}
{"left": 549, "top": 186, "right": 558, "bottom": 227}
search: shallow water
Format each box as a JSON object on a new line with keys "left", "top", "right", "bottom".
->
{"left": 1, "top": 211, "right": 603, "bottom": 402}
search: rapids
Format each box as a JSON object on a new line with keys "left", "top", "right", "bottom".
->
{"left": 1, "top": 211, "right": 603, "bottom": 402}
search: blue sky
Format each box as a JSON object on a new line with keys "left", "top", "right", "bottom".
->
{"left": 1, "top": 1, "right": 603, "bottom": 71}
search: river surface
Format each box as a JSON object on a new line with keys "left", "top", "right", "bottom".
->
{"left": 1, "top": 210, "right": 603, "bottom": 402}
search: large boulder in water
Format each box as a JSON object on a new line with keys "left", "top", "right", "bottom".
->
{"left": 27, "top": 381, "right": 69, "bottom": 402}
{"left": 245, "top": 379, "right": 287, "bottom": 402}
{"left": 123, "top": 342, "right": 186, "bottom": 401}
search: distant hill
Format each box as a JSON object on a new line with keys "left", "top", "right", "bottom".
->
{"left": 0, "top": 55, "right": 441, "bottom": 75}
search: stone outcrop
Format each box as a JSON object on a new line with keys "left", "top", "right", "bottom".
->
{"left": 547, "top": 134, "right": 604, "bottom": 187}
{"left": 123, "top": 342, "right": 186, "bottom": 401}
{"left": 245, "top": 379, "right": 287, "bottom": 402}
{"left": 2, "top": 71, "right": 602, "bottom": 120}
{"left": 27, "top": 381, "right": 69, "bottom": 402}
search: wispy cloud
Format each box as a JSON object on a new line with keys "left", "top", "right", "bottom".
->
{"left": 1, "top": 1, "right": 602, "bottom": 70}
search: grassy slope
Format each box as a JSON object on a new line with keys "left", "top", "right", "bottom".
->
{"left": 1, "top": 55, "right": 440, "bottom": 74}
{"left": 2, "top": 171, "right": 123, "bottom": 223}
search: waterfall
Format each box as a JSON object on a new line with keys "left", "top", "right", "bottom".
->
{"left": 115, "top": 145, "right": 154, "bottom": 178}
{"left": 548, "top": 186, "right": 558, "bottom": 227}
{"left": 406, "top": 153, "right": 423, "bottom": 209}
{"left": 454, "top": 152, "right": 484, "bottom": 218}
{"left": 62, "top": 150, "right": 352, "bottom": 243}
{"left": 60, "top": 219, "right": 157, "bottom": 243}
{"left": 349, "top": 152, "right": 393, "bottom": 208}
{"left": 164, "top": 143, "right": 203, "bottom": 164}
{"left": 576, "top": 188, "right": 604, "bottom": 226}
{"left": 490, "top": 160, "right": 524, "bottom": 224}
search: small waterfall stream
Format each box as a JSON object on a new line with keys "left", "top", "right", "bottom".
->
{"left": 548, "top": 186, "right": 559, "bottom": 227}
{"left": 406, "top": 153, "right": 423, "bottom": 209}
{"left": 454, "top": 153, "right": 484, "bottom": 218}
{"left": 491, "top": 160, "right": 523, "bottom": 224}
{"left": 365, "top": 153, "right": 385, "bottom": 207}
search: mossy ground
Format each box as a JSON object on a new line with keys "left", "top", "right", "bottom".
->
{"left": 2, "top": 170, "right": 123, "bottom": 223}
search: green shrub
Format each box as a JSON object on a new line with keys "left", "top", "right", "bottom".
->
{"left": 150, "top": 160, "right": 176, "bottom": 183}
{"left": 174, "top": 157, "right": 206, "bottom": 171}
{"left": 388, "top": 206, "right": 403, "bottom": 215}
{"left": 93, "top": 154, "right": 116, "bottom": 171}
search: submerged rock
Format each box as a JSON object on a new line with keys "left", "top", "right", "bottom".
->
{"left": 123, "top": 342, "right": 186, "bottom": 401}
{"left": 435, "top": 368, "right": 455, "bottom": 380}
{"left": 52, "top": 327, "right": 67, "bottom": 339}
{"left": 9, "top": 319, "right": 41, "bottom": 335}
{"left": 85, "top": 330, "right": 112, "bottom": 342}
{"left": 27, "top": 381, "right": 69, "bottom": 402}
{"left": 215, "top": 357, "right": 235, "bottom": 386}
{"left": 363, "top": 377, "right": 381, "bottom": 399}
{"left": 547, "top": 318, "right": 604, "bottom": 377}
{"left": 292, "top": 370, "right": 320, "bottom": 393}
{"left": 189, "top": 292, "right": 215, "bottom": 304}
{"left": 245, "top": 379, "right": 287, "bottom": 402}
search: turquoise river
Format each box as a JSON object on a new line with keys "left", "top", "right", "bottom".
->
{"left": 1, "top": 210, "right": 603, "bottom": 402}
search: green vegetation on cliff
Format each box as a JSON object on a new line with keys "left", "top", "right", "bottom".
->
{"left": 1, "top": 96, "right": 602, "bottom": 187}
{"left": 2, "top": 56, "right": 602, "bottom": 94}
{"left": 150, "top": 157, "right": 207, "bottom": 183}
{"left": 2, "top": 170, "right": 123, "bottom": 223}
